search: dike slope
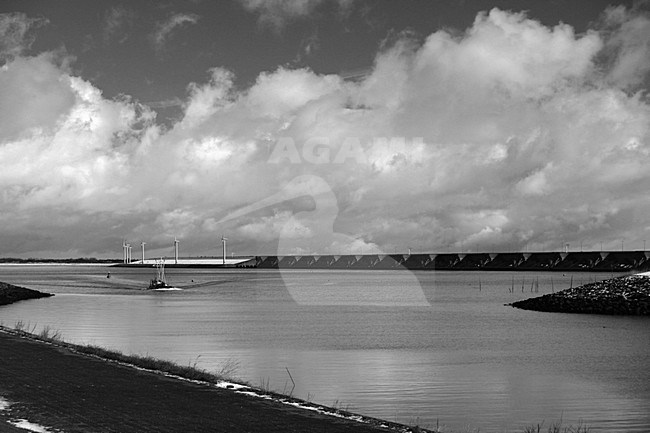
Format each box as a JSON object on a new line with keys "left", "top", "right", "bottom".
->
{"left": 0, "top": 329, "right": 424, "bottom": 433}
{"left": 0, "top": 282, "right": 53, "bottom": 306}
{"left": 509, "top": 274, "right": 650, "bottom": 315}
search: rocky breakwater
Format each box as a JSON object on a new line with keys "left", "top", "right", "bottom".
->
{"left": 0, "top": 282, "right": 53, "bottom": 306}
{"left": 509, "top": 274, "right": 650, "bottom": 315}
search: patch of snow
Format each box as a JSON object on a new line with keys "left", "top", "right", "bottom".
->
{"left": 236, "top": 390, "right": 274, "bottom": 400}
{"left": 215, "top": 381, "right": 248, "bottom": 390}
{"left": 0, "top": 396, "right": 10, "bottom": 411}
{"left": 284, "top": 401, "right": 321, "bottom": 412}
{"left": 152, "top": 287, "right": 183, "bottom": 291}
{"left": 228, "top": 389, "right": 383, "bottom": 427}
{"left": 9, "top": 419, "right": 55, "bottom": 433}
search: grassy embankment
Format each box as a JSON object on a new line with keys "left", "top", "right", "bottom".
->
{"left": 2, "top": 320, "right": 238, "bottom": 383}
{"left": 0, "top": 321, "right": 427, "bottom": 432}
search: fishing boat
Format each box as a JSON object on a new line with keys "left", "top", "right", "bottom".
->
{"left": 147, "top": 259, "right": 170, "bottom": 290}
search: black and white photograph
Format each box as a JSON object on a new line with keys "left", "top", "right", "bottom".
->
{"left": 0, "top": 1, "right": 649, "bottom": 432}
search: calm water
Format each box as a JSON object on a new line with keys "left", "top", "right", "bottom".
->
{"left": 1, "top": 265, "right": 649, "bottom": 432}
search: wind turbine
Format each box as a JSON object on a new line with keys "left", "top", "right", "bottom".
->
{"left": 141, "top": 241, "right": 146, "bottom": 264}
{"left": 221, "top": 235, "right": 227, "bottom": 265}
{"left": 173, "top": 237, "right": 179, "bottom": 264}
{"left": 122, "top": 240, "right": 127, "bottom": 264}
{"left": 218, "top": 175, "right": 429, "bottom": 306}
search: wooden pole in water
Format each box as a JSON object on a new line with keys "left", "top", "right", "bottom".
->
{"left": 551, "top": 277, "right": 554, "bottom": 293}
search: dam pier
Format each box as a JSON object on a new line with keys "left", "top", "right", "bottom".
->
{"left": 115, "top": 251, "right": 650, "bottom": 272}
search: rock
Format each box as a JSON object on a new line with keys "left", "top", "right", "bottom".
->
{"left": 508, "top": 275, "right": 650, "bottom": 315}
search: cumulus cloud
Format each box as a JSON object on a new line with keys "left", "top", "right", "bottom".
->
{"left": 179, "top": 67, "right": 235, "bottom": 127}
{"left": 2, "top": 7, "right": 650, "bottom": 257}
{"left": 151, "top": 12, "right": 199, "bottom": 51}
{"left": 246, "top": 67, "right": 342, "bottom": 118}
{"left": 0, "top": 65, "right": 157, "bottom": 213}
{"left": 0, "top": 53, "right": 76, "bottom": 140}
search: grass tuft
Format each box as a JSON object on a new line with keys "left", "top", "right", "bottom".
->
{"left": 522, "top": 420, "right": 590, "bottom": 433}
{"left": 258, "top": 376, "right": 272, "bottom": 393}
{"left": 74, "top": 344, "right": 232, "bottom": 383}
{"left": 38, "top": 325, "right": 63, "bottom": 342}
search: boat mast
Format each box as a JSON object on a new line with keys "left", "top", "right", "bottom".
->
{"left": 155, "top": 258, "right": 166, "bottom": 283}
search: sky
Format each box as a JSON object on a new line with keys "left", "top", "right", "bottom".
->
{"left": 0, "top": 0, "right": 649, "bottom": 259}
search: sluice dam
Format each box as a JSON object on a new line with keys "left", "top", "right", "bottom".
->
{"left": 237, "top": 251, "right": 650, "bottom": 272}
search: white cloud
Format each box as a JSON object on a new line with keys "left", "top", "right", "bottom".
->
{"left": 0, "top": 54, "right": 76, "bottom": 140}
{"left": 516, "top": 167, "right": 551, "bottom": 196}
{"left": 246, "top": 67, "right": 342, "bottom": 118}
{"left": 179, "top": 67, "right": 234, "bottom": 128}
{"left": 2, "top": 7, "right": 650, "bottom": 257}
{"left": 0, "top": 54, "right": 157, "bottom": 215}
{"left": 151, "top": 12, "right": 199, "bottom": 51}
{"left": 236, "top": 210, "right": 312, "bottom": 242}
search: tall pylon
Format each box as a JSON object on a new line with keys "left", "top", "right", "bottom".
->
{"left": 221, "top": 235, "right": 227, "bottom": 265}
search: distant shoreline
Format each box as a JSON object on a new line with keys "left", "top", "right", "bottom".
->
{"left": 0, "top": 262, "right": 115, "bottom": 267}
{"left": 0, "top": 282, "right": 53, "bottom": 306}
